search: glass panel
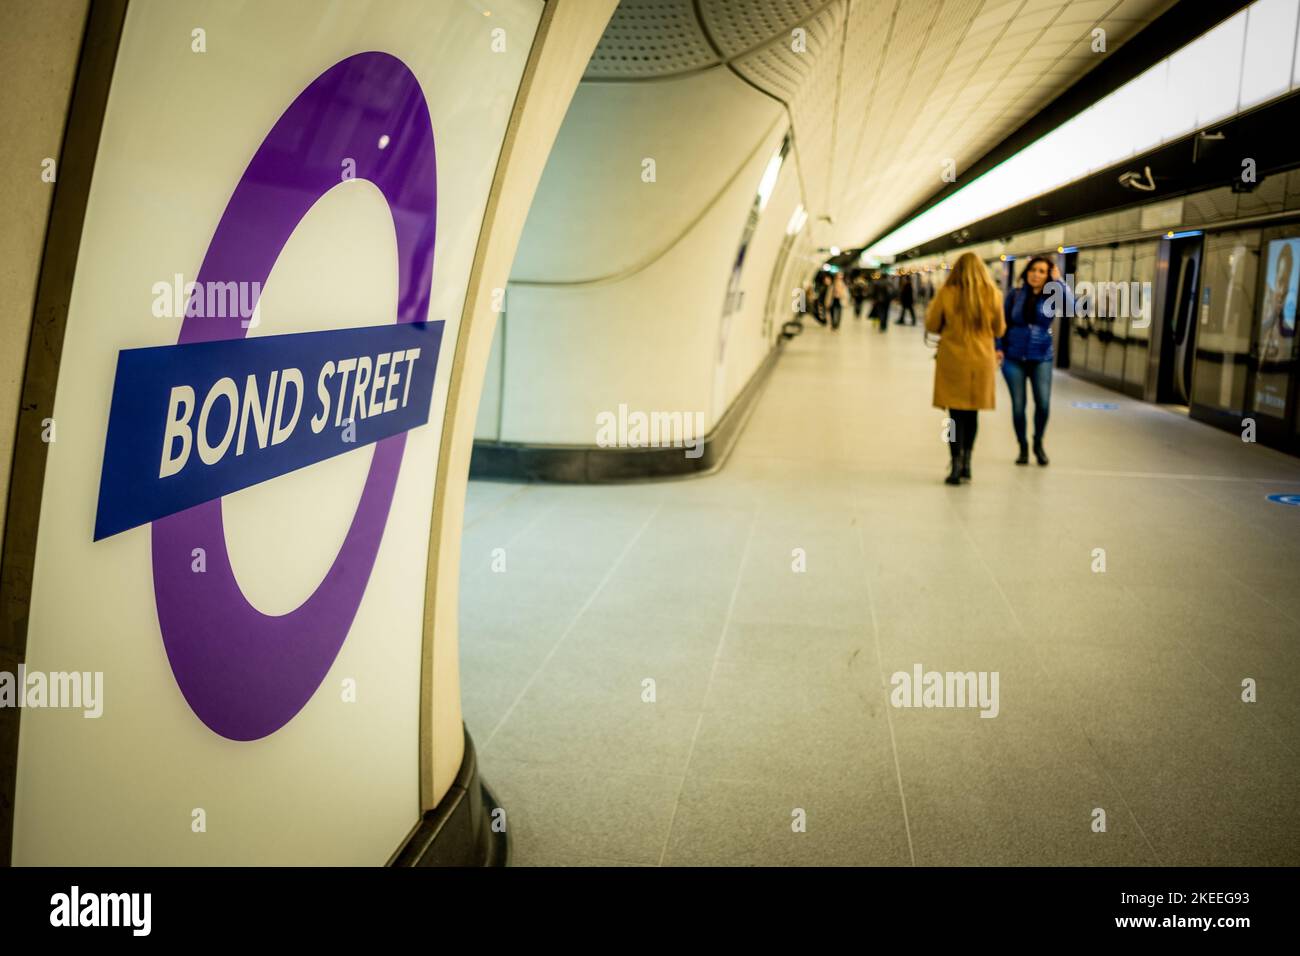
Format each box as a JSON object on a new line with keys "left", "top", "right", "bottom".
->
{"left": 1162, "top": 46, "right": 1202, "bottom": 143}
{"left": 1072, "top": 104, "right": 1110, "bottom": 178}
{"left": 1105, "top": 244, "right": 1135, "bottom": 381}
{"left": 1127, "top": 64, "right": 1167, "bottom": 156}
{"left": 1252, "top": 236, "right": 1300, "bottom": 418}
{"left": 1192, "top": 11, "right": 1247, "bottom": 125}
{"left": 1192, "top": 230, "right": 1261, "bottom": 413}
{"left": 1073, "top": 249, "right": 1094, "bottom": 370}
{"left": 1087, "top": 248, "right": 1113, "bottom": 374}
{"left": 984, "top": 259, "right": 1001, "bottom": 290}
{"left": 1126, "top": 241, "right": 1159, "bottom": 388}
{"left": 1240, "top": 0, "right": 1299, "bottom": 109}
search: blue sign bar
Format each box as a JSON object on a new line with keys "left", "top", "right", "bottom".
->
{"left": 94, "top": 321, "right": 443, "bottom": 540}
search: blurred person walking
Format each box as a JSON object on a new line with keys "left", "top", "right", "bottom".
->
{"left": 868, "top": 273, "right": 894, "bottom": 333}
{"left": 851, "top": 272, "right": 869, "bottom": 318}
{"left": 925, "top": 252, "right": 1006, "bottom": 485}
{"left": 896, "top": 274, "right": 917, "bottom": 325}
{"left": 810, "top": 273, "right": 831, "bottom": 326}
{"left": 831, "top": 270, "right": 847, "bottom": 330}
{"left": 999, "top": 255, "right": 1068, "bottom": 465}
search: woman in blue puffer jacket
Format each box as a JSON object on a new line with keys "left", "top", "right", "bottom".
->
{"left": 997, "top": 256, "right": 1070, "bottom": 465}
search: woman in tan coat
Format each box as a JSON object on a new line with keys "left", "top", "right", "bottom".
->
{"left": 924, "top": 252, "right": 1007, "bottom": 485}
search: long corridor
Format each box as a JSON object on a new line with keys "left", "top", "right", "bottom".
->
{"left": 458, "top": 312, "right": 1300, "bottom": 866}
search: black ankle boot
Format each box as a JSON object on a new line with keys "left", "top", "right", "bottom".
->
{"left": 945, "top": 452, "right": 962, "bottom": 485}
{"left": 1033, "top": 439, "right": 1049, "bottom": 466}
{"left": 1016, "top": 442, "right": 1029, "bottom": 465}
{"left": 960, "top": 450, "right": 971, "bottom": 480}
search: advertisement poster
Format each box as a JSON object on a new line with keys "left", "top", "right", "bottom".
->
{"left": 1253, "top": 237, "right": 1299, "bottom": 417}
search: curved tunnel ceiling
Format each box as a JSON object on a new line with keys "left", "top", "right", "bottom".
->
{"left": 581, "top": 0, "right": 1179, "bottom": 254}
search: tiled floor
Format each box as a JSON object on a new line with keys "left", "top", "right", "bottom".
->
{"left": 458, "top": 308, "right": 1300, "bottom": 866}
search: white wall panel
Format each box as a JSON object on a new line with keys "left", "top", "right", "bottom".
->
{"left": 501, "top": 120, "right": 791, "bottom": 443}
{"left": 511, "top": 69, "right": 781, "bottom": 283}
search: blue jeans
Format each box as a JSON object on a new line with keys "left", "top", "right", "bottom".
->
{"left": 1001, "top": 357, "right": 1052, "bottom": 445}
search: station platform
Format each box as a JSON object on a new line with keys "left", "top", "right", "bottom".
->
{"left": 458, "top": 311, "right": 1300, "bottom": 866}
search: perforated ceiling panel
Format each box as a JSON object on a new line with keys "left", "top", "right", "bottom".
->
{"left": 583, "top": 0, "right": 719, "bottom": 79}
{"left": 844, "top": 0, "right": 980, "bottom": 232}
{"left": 701, "top": 0, "right": 830, "bottom": 58}
{"left": 581, "top": 0, "right": 1178, "bottom": 248}
{"left": 828, "top": 0, "right": 897, "bottom": 205}
{"left": 794, "top": 3, "right": 850, "bottom": 228}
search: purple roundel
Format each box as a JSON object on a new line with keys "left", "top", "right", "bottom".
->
{"left": 150, "top": 52, "right": 437, "bottom": 740}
